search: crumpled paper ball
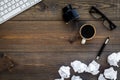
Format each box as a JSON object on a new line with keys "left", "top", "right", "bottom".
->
{"left": 85, "top": 60, "right": 100, "bottom": 75}
{"left": 55, "top": 51, "right": 120, "bottom": 80}
{"left": 71, "top": 60, "right": 87, "bottom": 73}
{"left": 108, "top": 52, "right": 120, "bottom": 67}
{"left": 98, "top": 74, "right": 106, "bottom": 80}
{"left": 58, "top": 66, "right": 71, "bottom": 79}
{"left": 55, "top": 78, "right": 64, "bottom": 80}
{"left": 104, "top": 67, "right": 117, "bottom": 80}
{"left": 71, "top": 75, "right": 83, "bottom": 80}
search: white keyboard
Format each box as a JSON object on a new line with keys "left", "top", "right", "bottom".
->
{"left": 0, "top": 0, "right": 42, "bottom": 24}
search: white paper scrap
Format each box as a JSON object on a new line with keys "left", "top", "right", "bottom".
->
{"left": 85, "top": 60, "right": 100, "bottom": 75}
{"left": 71, "top": 60, "right": 87, "bottom": 73}
{"left": 98, "top": 74, "right": 106, "bottom": 80}
{"left": 104, "top": 67, "right": 117, "bottom": 80}
{"left": 71, "top": 75, "right": 83, "bottom": 80}
{"left": 108, "top": 52, "right": 120, "bottom": 67}
{"left": 55, "top": 78, "right": 64, "bottom": 80}
{"left": 117, "top": 52, "right": 120, "bottom": 59}
{"left": 58, "top": 66, "right": 71, "bottom": 79}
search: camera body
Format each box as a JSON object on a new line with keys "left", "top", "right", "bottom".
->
{"left": 62, "top": 4, "right": 80, "bottom": 23}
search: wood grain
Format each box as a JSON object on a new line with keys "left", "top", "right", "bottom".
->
{"left": 0, "top": 0, "right": 120, "bottom": 80}
{"left": 0, "top": 21, "right": 119, "bottom": 52}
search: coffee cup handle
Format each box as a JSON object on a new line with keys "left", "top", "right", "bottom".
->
{"left": 81, "top": 38, "right": 86, "bottom": 44}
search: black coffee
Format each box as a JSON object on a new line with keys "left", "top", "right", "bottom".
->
{"left": 81, "top": 25, "right": 95, "bottom": 38}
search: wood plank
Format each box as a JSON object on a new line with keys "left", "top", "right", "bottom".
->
{"left": 0, "top": 0, "right": 120, "bottom": 80}
{"left": 0, "top": 21, "right": 119, "bottom": 52}
{"left": 7, "top": 0, "right": 120, "bottom": 21}
{"left": 0, "top": 52, "right": 119, "bottom": 80}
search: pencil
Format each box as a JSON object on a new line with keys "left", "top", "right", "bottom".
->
{"left": 96, "top": 37, "right": 110, "bottom": 60}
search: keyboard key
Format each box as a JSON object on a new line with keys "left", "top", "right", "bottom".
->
{"left": 21, "top": 4, "right": 26, "bottom": 9}
{"left": 4, "top": 4, "right": 7, "bottom": 9}
{"left": 15, "top": 0, "right": 19, "bottom": 2}
{"left": 8, "top": 7, "right": 12, "bottom": 11}
{"left": 1, "top": 12, "right": 4, "bottom": 16}
{"left": 12, "top": 5, "right": 15, "bottom": 9}
{"left": 31, "top": 1, "right": 35, "bottom": 5}
{"left": 11, "top": 0, "right": 15, "bottom": 4}
{"left": 0, "top": 1, "right": 4, "bottom": 5}
{"left": 4, "top": 10, "right": 8, "bottom": 14}
{"left": 26, "top": 2, "right": 30, "bottom": 6}
{"left": 15, "top": 3, "right": 19, "bottom": 7}
{"left": 0, "top": 13, "right": 2, "bottom": 16}
{"left": 19, "top": 1, "right": 23, "bottom": 5}
{"left": 4, "top": 0, "right": 8, "bottom": 3}
{"left": 23, "top": 0, "right": 27, "bottom": 3}
{"left": 0, "top": 7, "right": 4, "bottom": 11}
{"left": 7, "top": 2, "right": 11, "bottom": 6}
{"left": 3, "top": 7, "right": 21, "bottom": 20}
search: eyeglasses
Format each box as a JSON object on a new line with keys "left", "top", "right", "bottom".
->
{"left": 89, "top": 6, "right": 117, "bottom": 30}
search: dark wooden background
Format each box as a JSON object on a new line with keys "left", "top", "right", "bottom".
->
{"left": 0, "top": 0, "right": 120, "bottom": 80}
